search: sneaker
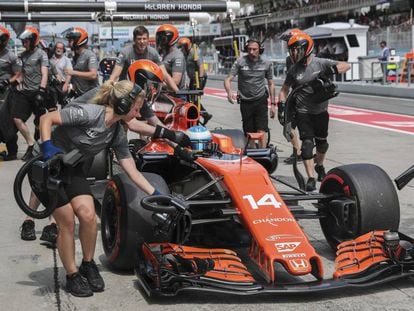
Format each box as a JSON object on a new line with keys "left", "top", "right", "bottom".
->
{"left": 21, "top": 219, "right": 36, "bottom": 241}
{"left": 66, "top": 272, "right": 93, "bottom": 297}
{"left": 306, "top": 178, "right": 317, "bottom": 192}
{"left": 21, "top": 145, "right": 34, "bottom": 162}
{"left": 315, "top": 165, "right": 326, "bottom": 182}
{"left": 284, "top": 153, "right": 302, "bottom": 165}
{"left": 0, "top": 153, "right": 17, "bottom": 161}
{"left": 79, "top": 259, "right": 105, "bottom": 292}
{"left": 40, "top": 223, "right": 58, "bottom": 243}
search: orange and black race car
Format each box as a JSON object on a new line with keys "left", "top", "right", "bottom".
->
{"left": 98, "top": 89, "right": 414, "bottom": 296}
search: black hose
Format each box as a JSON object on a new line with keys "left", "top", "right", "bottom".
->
{"left": 52, "top": 245, "right": 61, "bottom": 311}
{"left": 141, "top": 195, "right": 176, "bottom": 214}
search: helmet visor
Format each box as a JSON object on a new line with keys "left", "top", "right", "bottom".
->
{"left": 289, "top": 46, "right": 306, "bottom": 64}
{"left": 144, "top": 80, "right": 162, "bottom": 106}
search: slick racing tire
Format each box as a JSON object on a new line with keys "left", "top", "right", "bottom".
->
{"left": 319, "top": 163, "right": 400, "bottom": 250}
{"left": 101, "top": 172, "right": 170, "bottom": 270}
{"left": 211, "top": 128, "right": 247, "bottom": 149}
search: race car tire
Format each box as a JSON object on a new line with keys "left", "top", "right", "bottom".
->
{"left": 319, "top": 163, "right": 400, "bottom": 250}
{"left": 101, "top": 172, "right": 170, "bottom": 270}
{"left": 211, "top": 128, "right": 247, "bottom": 149}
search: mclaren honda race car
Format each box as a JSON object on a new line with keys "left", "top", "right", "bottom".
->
{"left": 99, "top": 89, "right": 414, "bottom": 296}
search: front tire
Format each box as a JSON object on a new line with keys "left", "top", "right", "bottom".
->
{"left": 319, "top": 163, "right": 400, "bottom": 250}
{"left": 101, "top": 172, "right": 170, "bottom": 270}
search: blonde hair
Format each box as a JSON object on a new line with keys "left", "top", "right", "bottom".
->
{"left": 91, "top": 80, "right": 134, "bottom": 108}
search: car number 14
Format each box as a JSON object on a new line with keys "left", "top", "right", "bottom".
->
{"left": 242, "top": 194, "right": 282, "bottom": 209}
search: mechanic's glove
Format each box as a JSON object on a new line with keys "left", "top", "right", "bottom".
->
{"left": 277, "top": 101, "right": 286, "bottom": 126}
{"left": 0, "top": 79, "right": 10, "bottom": 93}
{"left": 152, "top": 189, "right": 161, "bottom": 195}
{"left": 153, "top": 125, "right": 191, "bottom": 147}
{"left": 320, "top": 65, "right": 339, "bottom": 78}
{"left": 41, "top": 140, "right": 63, "bottom": 161}
{"left": 34, "top": 87, "right": 47, "bottom": 108}
{"left": 174, "top": 145, "right": 195, "bottom": 162}
{"left": 199, "top": 75, "right": 208, "bottom": 90}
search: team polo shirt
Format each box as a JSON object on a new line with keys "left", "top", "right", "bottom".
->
{"left": 185, "top": 49, "right": 203, "bottom": 81}
{"left": 0, "top": 48, "right": 21, "bottom": 83}
{"left": 72, "top": 48, "right": 99, "bottom": 95}
{"left": 284, "top": 57, "right": 338, "bottom": 114}
{"left": 230, "top": 55, "right": 273, "bottom": 101}
{"left": 20, "top": 47, "right": 49, "bottom": 92}
{"left": 162, "top": 47, "right": 186, "bottom": 90}
{"left": 116, "top": 45, "right": 163, "bottom": 81}
{"left": 53, "top": 103, "right": 131, "bottom": 161}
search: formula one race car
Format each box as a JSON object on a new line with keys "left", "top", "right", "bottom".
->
{"left": 99, "top": 89, "right": 414, "bottom": 296}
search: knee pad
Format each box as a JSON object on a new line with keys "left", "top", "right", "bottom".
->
{"left": 315, "top": 138, "right": 329, "bottom": 154}
{"left": 301, "top": 139, "right": 314, "bottom": 160}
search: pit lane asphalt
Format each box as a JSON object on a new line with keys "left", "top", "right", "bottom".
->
{"left": 0, "top": 80, "right": 413, "bottom": 310}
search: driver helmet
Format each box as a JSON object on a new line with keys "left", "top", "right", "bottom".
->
{"left": 287, "top": 32, "right": 314, "bottom": 64}
{"left": 127, "top": 59, "right": 164, "bottom": 105}
{"left": 19, "top": 26, "right": 40, "bottom": 50}
{"left": 0, "top": 26, "right": 10, "bottom": 50}
{"left": 187, "top": 125, "right": 212, "bottom": 151}
{"left": 156, "top": 24, "right": 179, "bottom": 54}
{"left": 64, "top": 27, "right": 88, "bottom": 48}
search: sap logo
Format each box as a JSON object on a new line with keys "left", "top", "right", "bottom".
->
{"left": 289, "top": 259, "right": 309, "bottom": 270}
{"left": 275, "top": 242, "right": 300, "bottom": 253}
{"left": 266, "top": 234, "right": 303, "bottom": 241}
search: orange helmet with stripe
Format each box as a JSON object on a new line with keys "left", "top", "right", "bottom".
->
{"left": 19, "top": 26, "right": 40, "bottom": 50}
{"left": 65, "top": 27, "right": 88, "bottom": 48}
{"left": 156, "top": 24, "right": 179, "bottom": 54}
{"left": 178, "top": 37, "right": 192, "bottom": 55}
{"left": 0, "top": 26, "right": 10, "bottom": 49}
{"left": 287, "top": 32, "right": 314, "bottom": 64}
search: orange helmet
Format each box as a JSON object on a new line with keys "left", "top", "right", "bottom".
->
{"left": 65, "top": 27, "right": 88, "bottom": 48}
{"left": 0, "top": 26, "right": 10, "bottom": 49}
{"left": 19, "top": 26, "right": 40, "bottom": 50}
{"left": 128, "top": 59, "right": 164, "bottom": 105}
{"left": 156, "top": 24, "right": 179, "bottom": 53}
{"left": 178, "top": 37, "right": 192, "bottom": 54}
{"left": 288, "top": 33, "right": 314, "bottom": 64}
{"left": 279, "top": 28, "right": 304, "bottom": 42}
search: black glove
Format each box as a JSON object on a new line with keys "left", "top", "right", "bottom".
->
{"left": 199, "top": 75, "right": 208, "bottom": 90}
{"left": 174, "top": 145, "right": 195, "bottom": 162}
{"left": 320, "top": 65, "right": 339, "bottom": 78}
{"left": 277, "top": 101, "right": 286, "bottom": 126}
{"left": 0, "top": 79, "right": 10, "bottom": 93}
{"left": 153, "top": 125, "right": 191, "bottom": 147}
{"left": 34, "top": 87, "right": 47, "bottom": 108}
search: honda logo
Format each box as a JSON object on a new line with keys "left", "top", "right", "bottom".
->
{"left": 289, "top": 259, "right": 309, "bottom": 270}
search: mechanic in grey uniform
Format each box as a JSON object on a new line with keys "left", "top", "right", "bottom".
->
{"left": 278, "top": 33, "right": 350, "bottom": 191}
{"left": 177, "top": 37, "right": 212, "bottom": 124}
{"left": 109, "top": 25, "right": 178, "bottom": 93}
{"left": 155, "top": 24, "right": 186, "bottom": 91}
{"left": 37, "top": 80, "right": 160, "bottom": 297}
{"left": 64, "top": 27, "right": 99, "bottom": 97}
{"left": 10, "top": 26, "right": 48, "bottom": 162}
{"left": 0, "top": 26, "right": 21, "bottom": 161}
{"left": 224, "top": 37, "right": 275, "bottom": 148}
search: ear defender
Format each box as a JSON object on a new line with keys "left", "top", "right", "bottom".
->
{"left": 243, "top": 38, "right": 264, "bottom": 55}
{"left": 113, "top": 83, "right": 142, "bottom": 115}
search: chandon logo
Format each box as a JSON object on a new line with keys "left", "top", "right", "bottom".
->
{"left": 266, "top": 234, "right": 303, "bottom": 241}
{"left": 252, "top": 217, "right": 294, "bottom": 226}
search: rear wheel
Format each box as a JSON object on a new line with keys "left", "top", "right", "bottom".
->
{"left": 101, "top": 172, "right": 170, "bottom": 270}
{"left": 319, "top": 163, "right": 400, "bottom": 250}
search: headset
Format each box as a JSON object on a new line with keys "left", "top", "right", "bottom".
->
{"left": 243, "top": 38, "right": 264, "bottom": 55}
{"left": 113, "top": 83, "right": 142, "bottom": 115}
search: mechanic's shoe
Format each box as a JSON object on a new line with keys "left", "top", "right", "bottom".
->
{"left": 1, "top": 153, "right": 17, "bottom": 161}
{"left": 201, "top": 112, "right": 212, "bottom": 125}
{"left": 315, "top": 165, "right": 326, "bottom": 182}
{"left": 306, "top": 178, "right": 316, "bottom": 192}
{"left": 284, "top": 153, "right": 302, "bottom": 165}
{"left": 21, "top": 145, "right": 34, "bottom": 162}
{"left": 40, "top": 223, "right": 58, "bottom": 243}
{"left": 21, "top": 219, "right": 36, "bottom": 241}
{"left": 66, "top": 272, "right": 93, "bottom": 297}
{"left": 79, "top": 259, "right": 105, "bottom": 292}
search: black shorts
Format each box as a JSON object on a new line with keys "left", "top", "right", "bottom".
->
{"left": 56, "top": 162, "right": 92, "bottom": 207}
{"left": 239, "top": 94, "right": 268, "bottom": 133}
{"left": 9, "top": 90, "right": 40, "bottom": 121}
{"left": 296, "top": 111, "right": 329, "bottom": 141}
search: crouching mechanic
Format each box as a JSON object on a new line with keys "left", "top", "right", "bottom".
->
{"left": 224, "top": 37, "right": 275, "bottom": 148}
{"left": 278, "top": 33, "right": 350, "bottom": 191}
{"left": 37, "top": 80, "right": 159, "bottom": 297}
